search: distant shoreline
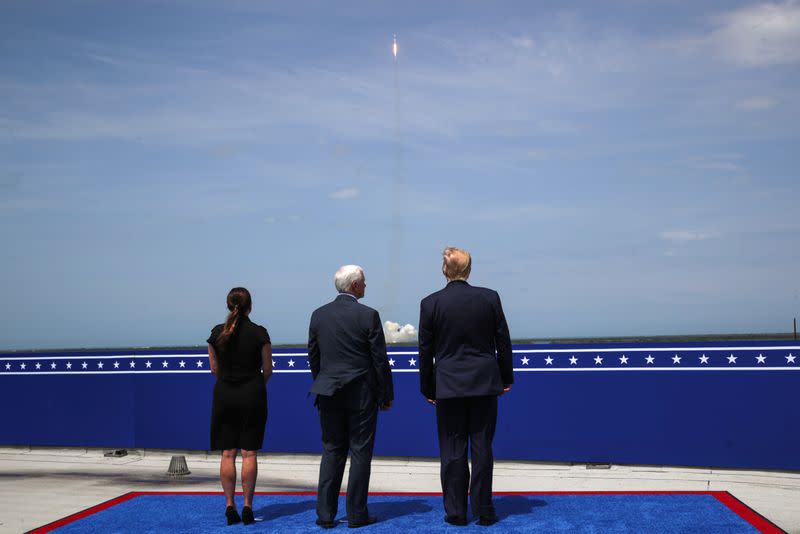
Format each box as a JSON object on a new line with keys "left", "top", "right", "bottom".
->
{"left": 1, "top": 332, "right": 796, "bottom": 353}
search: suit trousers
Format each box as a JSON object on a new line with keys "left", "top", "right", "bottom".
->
{"left": 316, "top": 376, "right": 378, "bottom": 523}
{"left": 436, "top": 395, "right": 498, "bottom": 519}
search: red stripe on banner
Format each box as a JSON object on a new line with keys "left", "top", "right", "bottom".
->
{"left": 372, "top": 490, "right": 724, "bottom": 496}
{"left": 130, "top": 490, "right": 319, "bottom": 496}
{"left": 713, "top": 492, "right": 786, "bottom": 533}
{"left": 27, "top": 492, "right": 139, "bottom": 533}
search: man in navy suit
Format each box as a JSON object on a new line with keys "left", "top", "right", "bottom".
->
{"left": 418, "top": 247, "right": 514, "bottom": 526}
{"left": 308, "top": 264, "right": 394, "bottom": 529}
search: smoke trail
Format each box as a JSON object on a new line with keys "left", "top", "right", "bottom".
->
{"left": 384, "top": 34, "right": 406, "bottom": 320}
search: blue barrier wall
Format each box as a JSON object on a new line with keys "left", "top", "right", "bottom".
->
{"left": 1, "top": 341, "right": 799, "bottom": 470}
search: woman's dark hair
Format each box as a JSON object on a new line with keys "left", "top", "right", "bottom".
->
{"left": 216, "top": 287, "right": 252, "bottom": 352}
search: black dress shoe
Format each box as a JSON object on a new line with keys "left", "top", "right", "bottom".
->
{"left": 348, "top": 516, "right": 378, "bottom": 528}
{"left": 444, "top": 515, "right": 468, "bottom": 526}
{"left": 478, "top": 515, "right": 499, "bottom": 526}
{"left": 242, "top": 506, "right": 255, "bottom": 525}
{"left": 316, "top": 518, "right": 336, "bottom": 529}
{"left": 225, "top": 506, "right": 241, "bottom": 525}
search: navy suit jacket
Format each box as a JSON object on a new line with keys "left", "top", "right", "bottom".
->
{"left": 418, "top": 280, "right": 514, "bottom": 400}
{"left": 308, "top": 294, "right": 394, "bottom": 405}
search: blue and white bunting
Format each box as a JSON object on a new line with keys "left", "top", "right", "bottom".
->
{"left": 1, "top": 345, "right": 798, "bottom": 376}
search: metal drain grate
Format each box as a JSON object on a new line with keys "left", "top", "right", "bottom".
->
{"left": 166, "top": 455, "right": 191, "bottom": 476}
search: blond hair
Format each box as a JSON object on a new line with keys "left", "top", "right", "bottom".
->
{"left": 442, "top": 247, "right": 471, "bottom": 281}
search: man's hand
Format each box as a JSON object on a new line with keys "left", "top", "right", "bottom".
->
{"left": 500, "top": 384, "right": 512, "bottom": 396}
{"left": 380, "top": 400, "right": 393, "bottom": 411}
{"left": 426, "top": 398, "right": 436, "bottom": 406}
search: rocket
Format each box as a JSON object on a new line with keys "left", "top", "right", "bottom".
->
{"left": 393, "top": 34, "right": 398, "bottom": 59}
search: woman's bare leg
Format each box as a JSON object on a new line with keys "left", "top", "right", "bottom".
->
{"left": 241, "top": 449, "right": 258, "bottom": 508}
{"left": 221, "top": 449, "right": 238, "bottom": 507}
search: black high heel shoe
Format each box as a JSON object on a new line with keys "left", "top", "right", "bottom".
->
{"left": 226, "top": 506, "right": 242, "bottom": 525}
{"left": 242, "top": 506, "right": 255, "bottom": 525}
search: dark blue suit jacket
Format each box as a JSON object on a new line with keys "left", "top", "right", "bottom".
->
{"left": 418, "top": 280, "right": 514, "bottom": 400}
{"left": 308, "top": 294, "right": 394, "bottom": 405}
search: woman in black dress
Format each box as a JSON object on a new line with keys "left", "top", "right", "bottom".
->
{"left": 207, "top": 287, "right": 273, "bottom": 525}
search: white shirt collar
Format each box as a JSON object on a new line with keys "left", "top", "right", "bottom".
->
{"left": 338, "top": 292, "right": 358, "bottom": 300}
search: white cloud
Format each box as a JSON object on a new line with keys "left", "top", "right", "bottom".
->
{"left": 708, "top": 1, "right": 800, "bottom": 67}
{"left": 712, "top": 0, "right": 800, "bottom": 66}
{"left": 511, "top": 36, "right": 535, "bottom": 49}
{"left": 688, "top": 154, "right": 747, "bottom": 173}
{"left": 329, "top": 188, "right": 359, "bottom": 200}
{"left": 659, "top": 230, "right": 721, "bottom": 243}
{"left": 383, "top": 321, "right": 418, "bottom": 344}
{"left": 736, "top": 97, "right": 776, "bottom": 110}
{"left": 694, "top": 161, "right": 744, "bottom": 172}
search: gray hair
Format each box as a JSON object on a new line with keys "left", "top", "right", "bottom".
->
{"left": 334, "top": 265, "right": 364, "bottom": 293}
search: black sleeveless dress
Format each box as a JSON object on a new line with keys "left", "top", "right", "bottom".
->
{"left": 207, "top": 317, "right": 271, "bottom": 450}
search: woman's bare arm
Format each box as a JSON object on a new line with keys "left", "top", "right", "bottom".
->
{"left": 262, "top": 343, "right": 273, "bottom": 384}
{"left": 208, "top": 344, "right": 218, "bottom": 376}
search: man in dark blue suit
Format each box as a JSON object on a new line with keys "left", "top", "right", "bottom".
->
{"left": 419, "top": 247, "right": 514, "bottom": 526}
{"left": 308, "top": 264, "right": 394, "bottom": 529}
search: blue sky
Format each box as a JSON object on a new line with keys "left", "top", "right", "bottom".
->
{"left": 1, "top": 1, "right": 799, "bottom": 349}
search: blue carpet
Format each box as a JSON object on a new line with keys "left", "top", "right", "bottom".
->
{"left": 48, "top": 493, "right": 764, "bottom": 533}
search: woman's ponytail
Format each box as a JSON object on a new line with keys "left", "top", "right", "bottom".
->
{"left": 216, "top": 287, "right": 252, "bottom": 352}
